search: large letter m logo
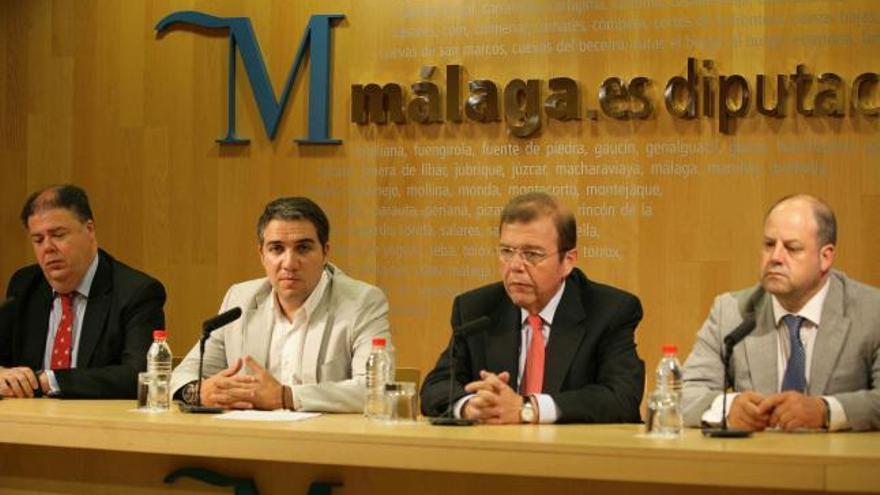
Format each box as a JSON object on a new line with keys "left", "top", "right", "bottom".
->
{"left": 155, "top": 11, "right": 344, "bottom": 145}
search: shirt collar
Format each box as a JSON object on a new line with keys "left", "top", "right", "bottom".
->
{"left": 54, "top": 252, "right": 99, "bottom": 299}
{"left": 520, "top": 280, "right": 566, "bottom": 326}
{"left": 271, "top": 266, "right": 331, "bottom": 323}
{"left": 771, "top": 277, "right": 830, "bottom": 327}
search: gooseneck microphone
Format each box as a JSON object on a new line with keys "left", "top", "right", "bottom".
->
{"left": 180, "top": 307, "right": 242, "bottom": 413}
{"left": 702, "top": 317, "right": 756, "bottom": 438}
{"left": 430, "top": 315, "right": 491, "bottom": 426}
{"left": 202, "top": 307, "right": 243, "bottom": 336}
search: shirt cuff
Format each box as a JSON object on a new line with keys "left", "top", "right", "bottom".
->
{"left": 453, "top": 394, "right": 473, "bottom": 418}
{"left": 701, "top": 392, "right": 740, "bottom": 426}
{"left": 45, "top": 370, "right": 61, "bottom": 396}
{"left": 290, "top": 385, "right": 303, "bottom": 411}
{"left": 534, "top": 393, "right": 558, "bottom": 424}
{"left": 823, "top": 395, "right": 849, "bottom": 431}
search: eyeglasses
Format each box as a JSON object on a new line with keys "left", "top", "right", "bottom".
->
{"left": 497, "top": 245, "right": 557, "bottom": 266}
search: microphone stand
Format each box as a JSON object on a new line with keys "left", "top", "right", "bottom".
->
{"left": 702, "top": 340, "right": 752, "bottom": 438}
{"left": 179, "top": 308, "right": 242, "bottom": 413}
{"left": 179, "top": 330, "right": 225, "bottom": 413}
{"left": 430, "top": 330, "right": 476, "bottom": 426}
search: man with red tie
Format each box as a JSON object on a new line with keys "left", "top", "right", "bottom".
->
{"left": 421, "top": 192, "right": 645, "bottom": 424}
{"left": 0, "top": 185, "right": 165, "bottom": 398}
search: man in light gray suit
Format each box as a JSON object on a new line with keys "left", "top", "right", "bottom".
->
{"left": 171, "top": 197, "right": 389, "bottom": 412}
{"left": 682, "top": 194, "right": 880, "bottom": 432}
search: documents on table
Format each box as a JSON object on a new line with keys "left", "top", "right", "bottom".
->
{"left": 214, "top": 410, "right": 322, "bottom": 422}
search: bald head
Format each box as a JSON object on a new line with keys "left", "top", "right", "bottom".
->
{"left": 766, "top": 194, "right": 836, "bottom": 247}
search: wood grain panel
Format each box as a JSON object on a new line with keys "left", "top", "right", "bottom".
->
{"left": 1, "top": 1, "right": 877, "bottom": 409}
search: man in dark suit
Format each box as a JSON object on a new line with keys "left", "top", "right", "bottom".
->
{"left": 421, "top": 192, "right": 644, "bottom": 424}
{"left": 0, "top": 185, "right": 165, "bottom": 398}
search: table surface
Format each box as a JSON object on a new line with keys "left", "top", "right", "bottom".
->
{"left": 1, "top": 399, "right": 878, "bottom": 493}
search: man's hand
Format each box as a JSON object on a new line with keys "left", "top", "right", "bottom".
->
{"left": 462, "top": 370, "right": 523, "bottom": 424}
{"left": 200, "top": 358, "right": 256, "bottom": 409}
{"left": 240, "top": 357, "right": 283, "bottom": 410}
{"left": 758, "top": 391, "right": 826, "bottom": 431}
{"left": 0, "top": 366, "right": 39, "bottom": 398}
{"left": 727, "top": 391, "right": 770, "bottom": 431}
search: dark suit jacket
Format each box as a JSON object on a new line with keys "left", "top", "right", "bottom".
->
{"left": 0, "top": 249, "right": 166, "bottom": 398}
{"left": 420, "top": 268, "right": 644, "bottom": 423}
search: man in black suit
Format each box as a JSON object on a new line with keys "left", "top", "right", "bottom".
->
{"left": 0, "top": 185, "right": 165, "bottom": 398}
{"left": 421, "top": 192, "right": 644, "bottom": 424}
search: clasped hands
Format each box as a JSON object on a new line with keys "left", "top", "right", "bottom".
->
{"left": 199, "top": 356, "right": 284, "bottom": 410}
{"left": 0, "top": 366, "right": 50, "bottom": 398}
{"left": 461, "top": 370, "right": 526, "bottom": 424}
{"left": 728, "top": 390, "right": 827, "bottom": 432}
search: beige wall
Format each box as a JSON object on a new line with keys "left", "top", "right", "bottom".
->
{"left": 2, "top": 0, "right": 878, "bottom": 394}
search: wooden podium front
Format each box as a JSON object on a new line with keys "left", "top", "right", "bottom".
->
{"left": 0, "top": 400, "right": 877, "bottom": 494}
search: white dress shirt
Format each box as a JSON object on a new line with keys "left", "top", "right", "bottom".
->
{"left": 267, "top": 269, "right": 330, "bottom": 386}
{"left": 43, "top": 253, "right": 99, "bottom": 394}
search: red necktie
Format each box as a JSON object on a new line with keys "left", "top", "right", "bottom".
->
{"left": 522, "top": 315, "right": 545, "bottom": 395}
{"left": 51, "top": 293, "right": 75, "bottom": 370}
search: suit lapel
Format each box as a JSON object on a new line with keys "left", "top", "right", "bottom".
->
{"left": 543, "top": 278, "right": 587, "bottom": 394}
{"left": 22, "top": 279, "right": 53, "bottom": 367}
{"left": 241, "top": 284, "right": 273, "bottom": 367}
{"left": 743, "top": 296, "right": 778, "bottom": 394}
{"left": 486, "top": 300, "right": 520, "bottom": 389}
{"left": 299, "top": 273, "right": 336, "bottom": 384}
{"left": 809, "top": 276, "right": 849, "bottom": 395}
{"left": 77, "top": 253, "right": 111, "bottom": 367}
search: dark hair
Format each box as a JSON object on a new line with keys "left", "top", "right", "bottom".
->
{"left": 20, "top": 184, "right": 94, "bottom": 227}
{"left": 499, "top": 192, "right": 576, "bottom": 258}
{"left": 257, "top": 197, "right": 330, "bottom": 247}
{"left": 766, "top": 194, "right": 837, "bottom": 246}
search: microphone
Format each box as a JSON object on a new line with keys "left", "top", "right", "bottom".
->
{"left": 723, "top": 318, "right": 757, "bottom": 349}
{"left": 179, "top": 307, "right": 243, "bottom": 413}
{"left": 202, "top": 307, "right": 242, "bottom": 335}
{"left": 702, "top": 317, "right": 756, "bottom": 438}
{"left": 430, "top": 315, "right": 491, "bottom": 426}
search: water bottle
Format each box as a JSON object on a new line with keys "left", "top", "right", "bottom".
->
{"left": 364, "top": 337, "right": 392, "bottom": 419}
{"left": 646, "top": 344, "right": 683, "bottom": 436}
{"left": 146, "top": 329, "right": 173, "bottom": 410}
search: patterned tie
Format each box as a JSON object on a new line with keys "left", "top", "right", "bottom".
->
{"left": 522, "top": 315, "right": 545, "bottom": 395}
{"left": 51, "top": 293, "right": 75, "bottom": 370}
{"left": 780, "top": 314, "right": 806, "bottom": 392}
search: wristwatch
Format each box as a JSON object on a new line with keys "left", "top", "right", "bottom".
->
{"left": 520, "top": 395, "right": 537, "bottom": 424}
{"left": 181, "top": 381, "right": 199, "bottom": 405}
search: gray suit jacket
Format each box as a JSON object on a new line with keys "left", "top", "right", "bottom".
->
{"left": 682, "top": 270, "right": 880, "bottom": 431}
{"left": 170, "top": 264, "right": 389, "bottom": 412}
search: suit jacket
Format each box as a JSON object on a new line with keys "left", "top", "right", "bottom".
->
{"left": 681, "top": 270, "right": 880, "bottom": 431}
{"left": 0, "top": 249, "right": 166, "bottom": 398}
{"left": 420, "top": 268, "right": 645, "bottom": 423}
{"left": 170, "top": 263, "right": 390, "bottom": 413}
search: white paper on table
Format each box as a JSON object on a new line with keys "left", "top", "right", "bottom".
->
{"left": 214, "top": 410, "right": 322, "bottom": 422}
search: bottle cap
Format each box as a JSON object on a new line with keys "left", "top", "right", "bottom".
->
{"left": 662, "top": 344, "right": 677, "bottom": 355}
{"left": 153, "top": 330, "right": 167, "bottom": 340}
{"left": 372, "top": 337, "right": 386, "bottom": 347}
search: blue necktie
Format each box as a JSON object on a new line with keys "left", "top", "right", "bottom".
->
{"left": 780, "top": 315, "right": 807, "bottom": 392}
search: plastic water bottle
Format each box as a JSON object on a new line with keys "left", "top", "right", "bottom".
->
{"left": 646, "top": 344, "right": 683, "bottom": 436}
{"left": 146, "top": 329, "right": 173, "bottom": 410}
{"left": 364, "top": 337, "right": 392, "bottom": 419}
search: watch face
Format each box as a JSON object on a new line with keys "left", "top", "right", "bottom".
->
{"left": 183, "top": 383, "right": 198, "bottom": 404}
{"left": 521, "top": 403, "right": 535, "bottom": 423}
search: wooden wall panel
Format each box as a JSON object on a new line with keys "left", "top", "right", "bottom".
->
{"left": 1, "top": 0, "right": 878, "bottom": 404}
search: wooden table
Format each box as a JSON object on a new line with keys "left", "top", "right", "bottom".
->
{"left": 0, "top": 399, "right": 877, "bottom": 494}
